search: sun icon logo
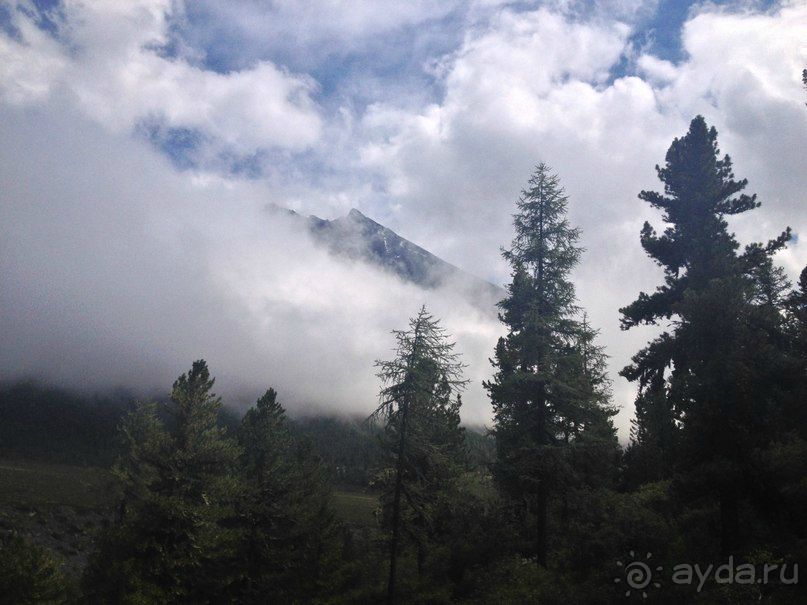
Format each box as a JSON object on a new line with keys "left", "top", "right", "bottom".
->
{"left": 614, "top": 551, "right": 663, "bottom": 598}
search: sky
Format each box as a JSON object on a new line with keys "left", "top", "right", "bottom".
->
{"left": 0, "top": 0, "right": 805, "bottom": 440}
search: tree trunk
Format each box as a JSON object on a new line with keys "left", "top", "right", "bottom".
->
{"left": 536, "top": 489, "right": 547, "bottom": 567}
{"left": 719, "top": 486, "right": 739, "bottom": 556}
{"left": 535, "top": 388, "right": 548, "bottom": 567}
{"left": 537, "top": 185, "right": 545, "bottom": 307}
{"left": 535, "top": 184, "right": 548, "bottom": 568}
{"left": 386, "top": 402, "right": 409, "bottom": 605}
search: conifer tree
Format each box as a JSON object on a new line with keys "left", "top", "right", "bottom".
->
{"left": 371, "top": 306, "right": 467, "bottom": 604}
{"left": 786, "top": 268, "right": 807, "bottom": 359}
{"left": 622, "top": 380, "right": 676, "bottom": 487}
{"left": 0, "top": 533, "right": 69, "bottom": 604}
{"left": 773, "top": 266, "right": 807, "bottom": 543}
{"left": 83, "top": 360, "right": 242, "bottom": 602}
{"left": 236, "top": 388, "right": 341, "bottom": 603}
{"left": 620, "top": 116, "right": 791, "bottom": 554}
{"left": 485, "top": 163, "right": 616, "bottom": 567}
{"left": 564, "top": 314, "right": 620, "bottom": 489}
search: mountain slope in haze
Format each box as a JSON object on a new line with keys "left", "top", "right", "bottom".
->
{"left": 276, "top": 206, "right": 505, "bottom": 304}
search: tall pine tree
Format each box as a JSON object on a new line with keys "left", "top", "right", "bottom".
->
{"left": 620, "top": 116, "right": 791, "bottom": 555}
{"left": 485, "top": 163, "right": 616, "bottom": 567}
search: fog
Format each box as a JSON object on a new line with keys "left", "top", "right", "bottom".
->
{"left": 0, "top": 101, "right": 502, "bottom": 422}
{"left": 2, "top": 0, "right": 805, "bottom": 442}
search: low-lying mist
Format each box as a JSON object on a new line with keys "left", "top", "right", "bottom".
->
{"left": 0, "top": 102, "right": 502, "bottom": 424}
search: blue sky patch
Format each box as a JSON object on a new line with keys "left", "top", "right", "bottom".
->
{"left": 0, "top": 4, "right": 21, "bottom": 41}
{"left": 137, "top": 120, "right": 205, "bottom": 171}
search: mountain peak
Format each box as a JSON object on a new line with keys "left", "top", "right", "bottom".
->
{"left": 272, "top": 205, "right": 503, "bottom": 304}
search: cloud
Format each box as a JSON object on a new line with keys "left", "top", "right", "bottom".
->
{"left": 0, "top": 99, "right": 500, "bottom": 422}
{"left": 352, "top": 2, "right": 807, "bottom": 438}
{"left": 189, "top": 0, "right": 463, "bottom": 51}
{"left": 0, "top": 2, "right": 65, "bottom": 104}
{"left": 1, "top": 0, "right": 805, "bottom": 441}
{"left": 357, "top": 6, "right": 652, "bottom": 274}
{"left": 0, "top": 0, "right": 322, "bottom": 161}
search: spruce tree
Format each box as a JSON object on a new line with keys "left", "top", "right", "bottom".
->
{"left": 485, "top": 163, "right": 616, "bottom": 567}
{"left": 620, "top": 116, "right": 791, "bottom": 555}
{"left": 371, "top": 306, "right": 467, "bottom": 604}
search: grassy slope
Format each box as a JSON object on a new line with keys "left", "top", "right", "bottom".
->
{"left": 332, "top": 490, "right": 379, "bottom": 527}
{"left": 0, "top": 459, "right": 115, "bottom": 510}
{"left": 0, "top": 458, "right": 377, "bottom": 525}
{"left": 0, "top": 459, "right": 115, "bottom": 578}
{"left": 0, "top": 457, "right": 379, "bottom": 580}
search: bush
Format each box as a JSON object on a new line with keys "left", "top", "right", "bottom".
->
{"left": 0, "top": 533, "right": 70, "bottom": 604}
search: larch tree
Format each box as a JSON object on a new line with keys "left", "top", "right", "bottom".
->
{"left": 485, "top": 163, "right": 616, "bottom": 567}
{"left": 371, "top": 306, "right": 467, "bottom": 604}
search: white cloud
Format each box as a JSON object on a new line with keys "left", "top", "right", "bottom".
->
{"left": 0, "top": 4, "right": 66, "bottom": 104}
{"left": 194, "top": 0, "right": 463, "bottom": 47}
{"left": 357, "top": 7, "right": 646, "bottom": 273}
{"left": 0, "top": 0, "right": 322, "bottom": 156}
{"left": 0, "top": 100, "right": 500, "bottom": 422}
{"left": 353, "top": 2, "right": 807, "bottom": 439}
{"left": 637, "top": 55, "right": 677, "bottom": 83}
{"left": 1, "top": 0, "right": 805, "bottom": 441}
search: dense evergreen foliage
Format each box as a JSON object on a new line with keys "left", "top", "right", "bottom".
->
{"left": 291, "top": 415, "right": 383, "bottom": 489}
{"left": 77, "top": 363, "right": 350, "bottom": 604}
{"left": 235, "top": 388, "right": 342, "bottom": 602}
{"left": 618, "top": 116, "right": 805, "bottom": 601}
{"left": 0, "top": 533, "right": 70, "bottom": 604}
{"left": 82, "top": 361, "right": 244, "bottom": 602}
{"left": 620, "top": 116, "right": 803, "bottom": 557}
{"left": 485, "top": 164, "right": 619, "bottom": 568}
{"left": 1, "top": 115, "right": 804, "bottom": 604}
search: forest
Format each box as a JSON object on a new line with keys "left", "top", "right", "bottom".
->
{"left": 1, "top": 114, "right": 805, "bottom": 604}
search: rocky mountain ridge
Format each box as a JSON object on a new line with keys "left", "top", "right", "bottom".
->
{"left": 274, "top": 205, "right": 504, "bottom": 303}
